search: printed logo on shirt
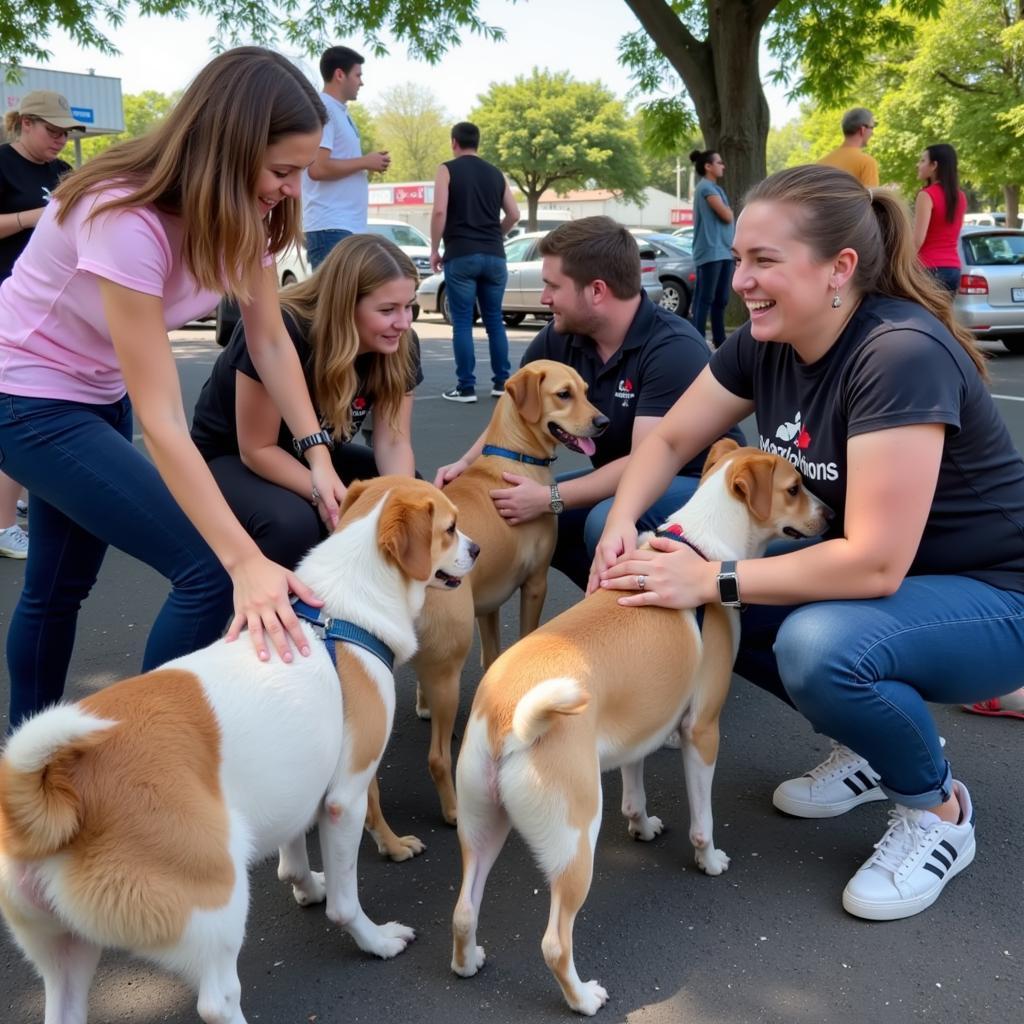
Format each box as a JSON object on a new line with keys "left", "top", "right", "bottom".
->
{"left": 614, "top": 377, "right": 636, "bottom": 406}
{"left": 41, "top": 187, "right": 54, "bottom": 202}
{"left": 760, "top": 410, "right": 839, "bottom": 481}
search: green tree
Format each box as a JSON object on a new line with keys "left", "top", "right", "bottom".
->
{"left": 371, "top": 83, "right": 451, "bottom": 182}
{"left": 67, "top": 89, "right": 177, "bottom": 162}
{"left": 471, "top": 69, "right": 646, "bottom": 230}
{"left": 765, "top": 117, "right": 812, "bottom": 175}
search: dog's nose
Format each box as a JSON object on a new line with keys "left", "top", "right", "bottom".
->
{"left": 468, "top": 541, "right": 481, "bottom": 561}
{"left": 592, "top": 414, "right": 610, "bottom": 434}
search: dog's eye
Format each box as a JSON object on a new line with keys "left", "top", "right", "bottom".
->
{"left": 556, "top": 388, "right": 571, "bottom": 399}
{"left": 787, "top": 484, "right": 800, "bottom": 496}
{"left": 446, "top": 523, "right": 456, "bottom": 535}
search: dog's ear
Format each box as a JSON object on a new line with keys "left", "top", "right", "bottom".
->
{"left": 339, "top": 479, "right": 370, "bottom": 517}
{"left": 729, "top": 455, "right": 777, "bottom": 521}
{"left": 378, "top": 494, "right": 434, "bottom": 581}
{"left": 505, "top": 367, "right": 546, "bottom": 424}
{"left": 701, "top": 437, "right": 740, "bottom": 480}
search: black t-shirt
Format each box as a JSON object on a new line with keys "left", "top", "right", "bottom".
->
{"left": 710, "top": 293, "right": 1024, "bottom": 592}
{"left": 521, "top": 294, "right": 744, "bottom": 477}
{"left": 442, "top": 155, "right": 507, "bottom": 261}
{"left": 190, "top": 311, "right": 423, "bottom": 461}
{"left": 0, "top": 144, "right": 71, "bottom": 281}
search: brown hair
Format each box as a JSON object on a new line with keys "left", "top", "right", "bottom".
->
{"left": 747, "top": 165, "right": 986, "bottom": 379}
{"left": 52, "top": 47, "right": 326, "bottom": 302}
{"left": 538, "top": 215, "right": 641, "bottom": 299}
{"left": 279, "top": 234, "right": 419, "bottom": 440}
{"left": 3, "top": 111, "right": 22, "bottom": 137}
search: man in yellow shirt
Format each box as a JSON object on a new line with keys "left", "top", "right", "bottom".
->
{"left": 817, "top": 108, "right": 880, "bottom": 187}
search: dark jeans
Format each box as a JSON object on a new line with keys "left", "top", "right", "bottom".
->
{"left": 927, "top": 265, "right": 961, "bottom": 295}
{"left": 208, "top": 442, "right": 382, "bottom": 571}
{"left": 305, "top": 228, "right": 353, "bottom": 269}
{"left": 690, "top": 258, "right": 733, "bottom": 349}
{"left": 444, "top": 252, "right": 511, "bottom": 390}
{"left": 0, "top": 393, "right": 233, "bottom": 730}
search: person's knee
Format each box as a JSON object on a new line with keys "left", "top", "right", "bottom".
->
{"left": 772, "top": 605, "right": 851, "bottom": 713}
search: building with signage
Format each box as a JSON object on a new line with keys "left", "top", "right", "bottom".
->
{"left": 1, "top": 66, "right": 124, "bottom": 164}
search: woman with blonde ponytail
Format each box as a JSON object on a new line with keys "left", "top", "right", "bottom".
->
{"left": 592, "top": 164, "right": 1024, "bottom": 922}
{"left": 0, "top": 48, "right": 344, "bottom": 730}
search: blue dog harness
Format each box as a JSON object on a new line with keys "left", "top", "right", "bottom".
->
{"left": 481, "top": 444, "right": 556, "bottom": 467}
{"left": 291, "top": 599, "right": 395, "bottom": 672}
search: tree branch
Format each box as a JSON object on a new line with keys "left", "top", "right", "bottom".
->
{"left": 622, "top": 0, "right": 710, "bottom": 85}
{"left": 935, "top": 68, "right": 1001, "bottom": 95}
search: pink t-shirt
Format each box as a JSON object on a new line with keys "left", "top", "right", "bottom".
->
{"left": 0, "top": 189, "right": 222, "bottom": 404}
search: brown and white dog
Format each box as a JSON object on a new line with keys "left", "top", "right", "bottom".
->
{"left": 406, "top": 360, "right": 607, "bottom": 830}
{"left": 450, "top": 440, "right": 831, "bottom": 1015}
{"left": 0, "top": 477, "right": 477, "bottom": 1024}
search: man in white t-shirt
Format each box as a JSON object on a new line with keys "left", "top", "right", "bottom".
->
{"left": 303, "top": 46, "right": 391, "bottom": 268}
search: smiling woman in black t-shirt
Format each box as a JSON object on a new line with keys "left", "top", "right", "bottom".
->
{"left": 191, "top": 233, "right": 422, "bottom": 569}
{"left": 593, "top": 164, "right": 1024, "bottom": 924}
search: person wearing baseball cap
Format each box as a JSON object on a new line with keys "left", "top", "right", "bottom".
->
{"left": 0, "top": 91, "right": 85, "bottom": 559}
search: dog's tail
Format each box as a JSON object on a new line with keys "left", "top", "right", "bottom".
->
{"left": 511, "top": 677, "right": 589, "bottom": 746}
{"left": 0, "top": 706, "right": 115, "bottom": 858}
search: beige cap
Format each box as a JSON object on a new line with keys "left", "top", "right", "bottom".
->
{"left": 16, "top": 91, "right": 86, "bottom": 131}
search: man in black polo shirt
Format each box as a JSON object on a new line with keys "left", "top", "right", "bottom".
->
{"left": 430, "top": 121, "right": 520, "bottom": 403}
{"left": 436, "top": 216, "right": 743, "bottom": 588}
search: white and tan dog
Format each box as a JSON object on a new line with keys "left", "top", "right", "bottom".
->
{"left": 0, "top": 477, "right": 477, "bottom": 1024}
{"left": 450, "top": 440, "right": 831, "bottom": 1015}
{"left": 408, "top": 360, "right": 607, "bottom": 830}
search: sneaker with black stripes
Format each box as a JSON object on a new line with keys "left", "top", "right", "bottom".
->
{"left": 842, "top": 780, "right": 976, "bottom": 920}
{"left": 772, "top": 741, "right": 888, "bottom": 818}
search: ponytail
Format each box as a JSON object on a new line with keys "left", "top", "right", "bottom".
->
{"left": 748, "top": 166, "right": 987, "bottom": 380}
{"left": 3, "top": 111, "right": 20, "bottom": 137}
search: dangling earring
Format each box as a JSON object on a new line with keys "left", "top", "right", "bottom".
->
{"left": 831, "top": 282, "right": 842, "bottom": 309}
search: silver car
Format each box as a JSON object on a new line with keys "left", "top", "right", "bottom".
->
{"left": 633, "top": 232, "right": 697, "bottom": 317}
{"left": 956, "top": 227, "right": 1024, "bottom": 354}
{"left": 417, "top": 231, "right": 664, "bottom": 326}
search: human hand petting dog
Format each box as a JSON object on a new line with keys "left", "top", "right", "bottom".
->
{"left": 489, "top": 472, "right": 549, "bottom": 525}
{"left": 225, "top": 552, "right": 322, "bottom": 662}
{"left": 587, "top": 518, "right": 638, "bottom": 594}
{"left": 599, "top": 534, "right": 716, "bottom": 609}
{"left": 310, "top": 462, "right": 345, "bottom": 528}
{"left": 434, "top": 456, "right": 470, "bottom": 489}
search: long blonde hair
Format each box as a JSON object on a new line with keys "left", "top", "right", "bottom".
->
{"left": 747, "top": 165, "right": 987, "bottom": 380}
{"left": 52, "top": 47, "right": 326, "bottom": 302}
{"left": 280, "top": 234, "right": 419, "bottom": 440}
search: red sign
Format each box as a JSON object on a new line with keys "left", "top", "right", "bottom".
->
{"left": 670, "top": 208, "right": 694, "bottom": 226}
{"left": 394, "top": 185, "right": 426, "bottom": 205}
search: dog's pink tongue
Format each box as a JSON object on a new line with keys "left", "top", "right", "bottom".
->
{"left": 577, "top": 436, "right": 597, "bottom": 456}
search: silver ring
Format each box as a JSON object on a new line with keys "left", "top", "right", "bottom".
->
{"left": 636, "top": 574, "right": 647, "bottom": 591}
{"left": 311, "top": 485, "right": 321, "bottom": 504}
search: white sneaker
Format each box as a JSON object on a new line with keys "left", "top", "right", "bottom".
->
{"left": 842, "top": 780, "right": 976, "bottom": 921}
{"left": 15, "top": 498, "right": 27, "bottom": 518}
{"left": 772, "top": 741, "right": 887, "bottom": 818}
{"left": 0, "top": 523, "right": 28, "bottom": 559}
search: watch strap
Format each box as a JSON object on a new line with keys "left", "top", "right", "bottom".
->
{"left": 293, "top": 430, "right": 334, "bottom": 458}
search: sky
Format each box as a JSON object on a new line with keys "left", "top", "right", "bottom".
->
{"left": 34, "top": 0, "right": 799, "bottom": 126}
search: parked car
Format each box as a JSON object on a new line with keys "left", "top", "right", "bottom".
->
{"left": 416, "top": 231, "right": 663, "bottom": 326}
{"left": 955, "top": 227, "right": 1024, "bottom": 354}
{"left": 628, "top": 231, "right": 697, "bottom": 317}
{"left": 505, "top": 212, "right": 573, "bottom": 240}
{"left": 214, "top": 219, "right": 429, "bottom": 346}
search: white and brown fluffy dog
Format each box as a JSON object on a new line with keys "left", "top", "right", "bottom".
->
{"left": 450, "top": 440, "right": 830, "bottom": 1015}
{"left": 0, "top": 477, "right": 477, "bottom": 1024}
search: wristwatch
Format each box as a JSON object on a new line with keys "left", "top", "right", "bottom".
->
{"left": 549, "top": 482, "right": 565, "bottom": 515}
{"left": 292, "top": 429, "right": 335, "bottom": 459}
{"left": 716, "top": 560, "right": 743, "bottom": 607}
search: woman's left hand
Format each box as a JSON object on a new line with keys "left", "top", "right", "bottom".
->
{"left": 599, "top": 535, "right": 715, "bottom": 608}
{"left": 310, "top": 463, "right": 346, "bottom": 529}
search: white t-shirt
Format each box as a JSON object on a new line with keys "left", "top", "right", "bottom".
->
{"left": 301, "top": 92, "right": 368, "bottom": 233}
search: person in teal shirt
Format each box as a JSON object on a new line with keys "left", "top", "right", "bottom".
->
{"left": 689, "top": 148, "right": 735, "bottom": 348}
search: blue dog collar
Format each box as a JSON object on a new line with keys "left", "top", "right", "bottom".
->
{"left": 291, "top": 599, "right": 395, "bottom": 672}
{"left": 482, "top": 444, "right": 556, "bottom": 467}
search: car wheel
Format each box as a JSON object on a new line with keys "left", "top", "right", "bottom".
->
{"left": 440, "top": 288, "right": 480, "bottom": 325}
{"left": 659, "top": 278, "right": 689, "bottom": 317}
{"left": 281, "top": 271, "right": 297, "bottom": 287}
{"left": 504, "top": 312, "right": 526, "bottom": 327}
{"left": 1003, "top": 336, "right": 1024, "bottom": 355}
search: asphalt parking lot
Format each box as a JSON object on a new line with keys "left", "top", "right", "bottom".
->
{"left": 1, "top": 315, "right": 1022, "bottom": 1024}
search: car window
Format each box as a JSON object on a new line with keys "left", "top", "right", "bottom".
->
{"left": 504, "top": 237, "right": 536, "bottom": 262}
{"left": 367, "top": 223, "right": 430, "bottom": 247}
{"left": 963, "top": 233, "right": 1024, "bottom": 265}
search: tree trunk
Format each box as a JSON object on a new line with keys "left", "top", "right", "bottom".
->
{"left": 526, "top": 191, "right": 541, "bottom": 232}
{"left": 1005, "top": 183, "right": 1020, "bottom": 229}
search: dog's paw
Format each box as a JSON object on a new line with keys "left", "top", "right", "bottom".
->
{"left": 695, "top": 846, "right": 730, "bottom": 876}
{"left": 291, "top": 871, "right": 327, "bottom": 906}
{"left": 415, "top": 685, "right": 431, "bottom": 719}
{"left": 368, "top": 921, "right": 416, "bottom": 959}
{"left": 628, "top": 815, "right": 663, "bottom": 842}
{"left": 452, "top": 944, "right": 486, "bottom": 977}
{"left": 569, "top": 980, "right": 609, "bottom": 1016}
{"left": 661, "top": 730, "right": 683, "bottom": 749}
{"left": 380, "top": 834, "right": 426, "bottom": 862}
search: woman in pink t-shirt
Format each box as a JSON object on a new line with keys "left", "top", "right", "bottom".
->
{"left": 0, "top": 48, "right": 348, "bottom": 729}
{"left": 913, "top": 143, "right": 967, "bottom": 295}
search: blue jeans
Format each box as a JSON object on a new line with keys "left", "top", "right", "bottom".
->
{"left": 928, "top": 266, "right": 961, "bottom": 295}
{"left": 551, "top": 470, "right": 701, "bottom": 589}
{"left": 734, "top": 571, "right": 1024, "bottom": 808}
{"left": 444, "top": 253, "right": 511, "bottom": 390}
{"left": 305, "top": 228, "right": 353, "bottom": 269}
{"left": 690, "top": 258, "right": 733, "bottom": 349}
{"left": 0, "top": 394, "right": 233, "bottom": 729}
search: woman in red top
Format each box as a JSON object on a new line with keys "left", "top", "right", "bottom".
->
{"left": 913, "top": 143, "right": 966, "bottom": 294}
